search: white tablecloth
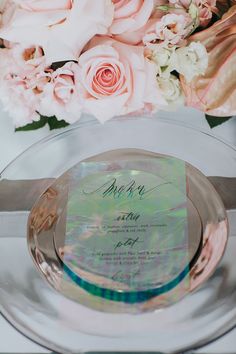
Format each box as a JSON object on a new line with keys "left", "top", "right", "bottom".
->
{"left": 0, "top": 105, "right": 235, "bottom": 353}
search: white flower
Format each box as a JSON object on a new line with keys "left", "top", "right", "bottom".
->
{"left": 152, "top": 46, "right": 175, "bottom": 67}
{"left": 157, "top": 74, "right": 184, "bottom": 107}
{"left": 174, "top": 41, "right": 208, "bottom": 82}
{"left": 189, "top": 3, "right": 200, "bottom": 23}
{"left": 150, "top": 46, "right": 176, "bottom": 78}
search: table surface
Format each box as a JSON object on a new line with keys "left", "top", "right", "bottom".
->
{"left": 0, "top": 105, "right": 235, "bottom": 353}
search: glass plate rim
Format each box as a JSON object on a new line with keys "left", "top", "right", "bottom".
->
{"left": 0, "top": 114, "right": 235, "bottom": 179}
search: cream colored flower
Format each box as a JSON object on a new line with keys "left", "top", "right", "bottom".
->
{"left": 152, "top": 46, "right": 174, "bottom": 67}
{"left": 174, "top": 41, "right": 208, "bottom": 82}
{"left": 150, "top": 45, "right": 176, "bottom": 77}
{"left": 157, "top": 74, "right": 184, "bottom": 107}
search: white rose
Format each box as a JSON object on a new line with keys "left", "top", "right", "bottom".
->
{"left": 189, "top": 2, "right": 200, "bottom": 28}
{"left": 150, "top": 46, "right": 176, "bottom": 78}
{"left": 157, "top": 74, "right": 184, "bottom": 107}
{"left": 152, "top": 46, "right": 175, "bottom": 66}
{"left": 174, "top": 41, "right": 208, "bottom": 82}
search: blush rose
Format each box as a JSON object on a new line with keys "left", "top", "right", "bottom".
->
{"left": 0, "top": 0, "right": 114, "bottom": 63}
{"left": 110, "top": 0, "right": 154, "bottom": 34}
{"left": 78, "top": 37, "right": 166, "bottom": 122}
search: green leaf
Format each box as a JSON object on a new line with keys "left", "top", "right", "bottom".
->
{"left": 15, "top": 115, "right": 69, "bottom": 132}
{"left": 156, "top": 5, "right": 170, "bottom": 11}
{"left": 47, "top": 116, "right": 70, "bottom": 130}
{"left": 15, "top": 116, "right": 48, "bottom": 131}
{"left": 205, "top": 114, "right": 233, "bottom": 128}
{"left": 51, "top": 60, "right": 77, "bottom": 71}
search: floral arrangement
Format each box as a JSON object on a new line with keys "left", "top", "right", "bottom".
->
{"left": 0, "top": 0, "right": 235, "bottom": 130}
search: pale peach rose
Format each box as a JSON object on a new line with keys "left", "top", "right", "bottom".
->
{"left": 0, "top": 76, "right": 42, "bottom": 126}
{"left": 4, "top": 43, "right": 47, "bottom": 90}
{"left": 181, "top": 6, "right": 236, "bottom": 116}
{"left": 0, "top": 44, "right": 48, "bottom": 126}
{"left": 110, "top": 0, "right": 154, "bottom": 34}
{"left": 10, "top": 44, "right": 46, "bottom": 75}
{"left": 0, "top": 0, "right": 114, "bottom": 63}
{"left": 112, "top": 10, "right": 163, "bottom": 45}
{"left": 143, "top": 13, "right": 192, "bottom": 47}
{"left": 39, "top": 62, "right": 83, "bottom": 123}
{"left": 111, "top": 19, "right": 154, "bottom": 45}
{"left": 78, "top": 37, "right": 167, "bottom": 122}
{"left": 157, "top": 74, "right": 184, "bottom": 107}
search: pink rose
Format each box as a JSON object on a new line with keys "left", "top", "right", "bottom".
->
{"left": 0, "top": 0, "right": 114, "bottom": 63}
{"left": 110, "top": 0, "right": 154, "bottom": 34}
{"left": 111, "top": 18, "right": 158, "bottom": 46}
{"left": 78, "top": 37, "right": 166, "bottom": 122}
{"left": 39, "top": 62, "right": 82, "bottom": 123}
{"left": 143, "top": 13, "right": 192, "bottom": 47}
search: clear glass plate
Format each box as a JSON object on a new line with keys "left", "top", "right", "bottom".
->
{"left": 0, "top": 115, "right": 235, "bottom": 353}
